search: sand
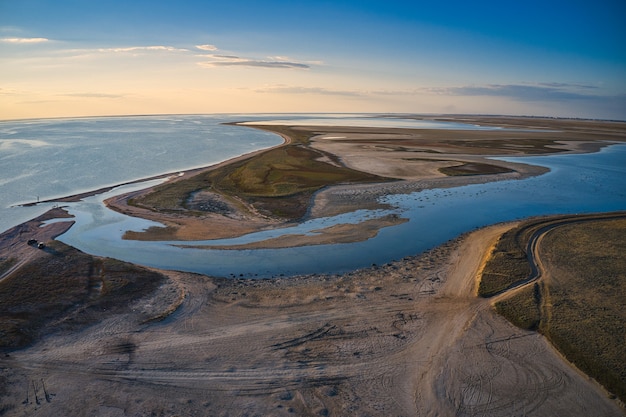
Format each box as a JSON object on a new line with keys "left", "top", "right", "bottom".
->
{"left": 1, "top": 221, "right": 622, "bottom": 416}
{"left": 1, "top": 116, "right": 625, "bottom": 416}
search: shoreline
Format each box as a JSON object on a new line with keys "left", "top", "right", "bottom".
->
{"left": 18, "top": 123, "right": 293, "bottom": 208}
{"left": 1, "top": 117, "right": 625, "bottom": 415}
{"left": 11, "top": 118, "right": 621, "bottom": 249}
{"left": 2, "top": 210, "right": 623, "bottom": 415}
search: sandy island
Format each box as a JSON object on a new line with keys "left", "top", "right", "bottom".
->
{"left": 103, "top": 115, "right": 620, "bottom": 247}
{"left": 1, "top": 115, "right": 625, "bottom": 416}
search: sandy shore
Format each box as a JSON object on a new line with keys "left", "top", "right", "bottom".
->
{"left": 102, "top": 119, "right": 580, "bottom": 245}
{"left": 1, "top": 215, "right": 622, "bottom": 416}
{"left": 1, "top": 116, "right": 624, "bottom": 415}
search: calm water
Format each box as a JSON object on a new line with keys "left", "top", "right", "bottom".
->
{"left": 0, "top": 115, "right": 283, "bottom": 233}
{"left": 0, "top": 114, "right": 503, "bottom": 233}
{"left": 2, "top": 115, "right": 625, "bottom": 278}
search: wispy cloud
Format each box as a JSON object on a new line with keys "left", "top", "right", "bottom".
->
{"left": 196, "top": 44, "right": 218, "bottom": 51}
{"left": 427, "top": 83, "right": 608, "bottom": 102}
{"left": 60, "top": 92, "right": 126, "bottom": 99}
{"left": 97, "top": 45, "right": 188, "bottom": 53}
{"left": 214, "top": 60, "right": 309, "bottom": 69}
{"left": 1, "top": 37, "right": 49, "bottom": 43}
{"left": 195, "top": 43, "right": 313, "bottom": 69}
{"left": 199, "top": 53, "right": 311, "bottom": 69}
{"left": 535, "top": 82, "right": 599, "bottom": 90}
{"left": 0, "top": 88, "right": 22, "bottom": 95}
{"left": 255, "top": 85, "right": 361, "bottom": 97}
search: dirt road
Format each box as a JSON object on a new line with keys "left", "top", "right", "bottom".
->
{"left": 1, "top": 222, "right": 622, "bottom": 416}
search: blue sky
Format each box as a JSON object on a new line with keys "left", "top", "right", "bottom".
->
{"left": 1, "top": 0, "right": 625, "bottom": 120}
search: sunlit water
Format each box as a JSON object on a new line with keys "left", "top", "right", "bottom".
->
{"left": 2, "top": 115, "right": 625, "bottom": 278}
{"left": 0, "top": 114, "right": 503, "bottom": 233}
{"left": 0, "top": 115, "right": 283, "bottom": 232}
{"left": 56, "top": 144, "right": 626, "bottom": 277}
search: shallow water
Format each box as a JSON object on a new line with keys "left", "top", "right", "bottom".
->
{"left": 3, "top": 115, "right": 625, "bottom": 278}
{"left": 0, "top": 113, "right": 527, "bottom": 234}
{"left": 56, "top": 144, "right": 626, "bottom": 278}
{"left": 0, "top": 115, "right": 283, "bottom": 233}
{"left": 243, "top": 116, "right": 506, "bottom": 130}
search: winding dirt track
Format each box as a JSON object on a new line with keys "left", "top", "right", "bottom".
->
{"left": 490, "top": 212, "right": 626, "bottom": 302}
{"left": 2, "top": 223, "right": 623, "bottom": 416}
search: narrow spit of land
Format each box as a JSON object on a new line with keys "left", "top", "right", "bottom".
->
{"left": 107, "top": 116, "right": 624, "bottom": 245}
{"left": 1, "top": 116, "right": 625, "bottom": 416}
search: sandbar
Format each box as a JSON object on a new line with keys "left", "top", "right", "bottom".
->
{"left": 1, "top": 116, "right": 625, "bottom": 416}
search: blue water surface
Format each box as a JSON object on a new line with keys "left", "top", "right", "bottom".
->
{"left": 57, "top": 143, "right": 626, "bottom": 278}
{"left": 2, "top": 114, "right": 624, "bottom": 278}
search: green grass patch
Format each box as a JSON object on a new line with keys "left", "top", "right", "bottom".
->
{"left": 134, "top": 127, "right": 389, "bottom": 220}
{"left": 438, "top": 162, "right": 513, "bottom": 176}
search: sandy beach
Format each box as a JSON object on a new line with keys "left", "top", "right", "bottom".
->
{"left": 1, "top": 214, "right": 623, "bottom": 416}
{"left": 1, "top": 116, "right": 625, "bottom": 416}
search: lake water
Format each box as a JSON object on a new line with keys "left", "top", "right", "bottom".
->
{"left": 0, "top": 114, "right": 504, "bottom": 233}
{"left": 2, "top": 115, "right": 625, "bottom": 278}
{"left": 0, "top": 115, "right": 283, "bottom": 233}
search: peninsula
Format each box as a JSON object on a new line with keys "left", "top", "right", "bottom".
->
{"left": 1, "top": 115, "right": 625, "bottom": 416}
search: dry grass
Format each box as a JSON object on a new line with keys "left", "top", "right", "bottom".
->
{"left": 477, "top": 225, "right": 531, "bottom": 297}
{"left": 0, "top": 240, "right": 166, "bottom": 351}
{"left": 477, "top": 215, "right": 608, "bottom": 297}
{"left": 494, "top": 283, "right": 541, "bottom": 330}
{"left": 491, "top": 216, "right": 626, "bottom": 402}
{"left": 537, "top": 218, "right": 626, "bottom": 402}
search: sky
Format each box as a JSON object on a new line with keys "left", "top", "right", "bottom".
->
{"left": 1, "top": 0, "right": 625, "bottom": 120}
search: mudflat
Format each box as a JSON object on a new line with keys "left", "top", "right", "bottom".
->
{"left": 106, "top": 116, "right": 625, "bottom": 244}
{"left": 1, "top": 116, "right": 625, "bottom": 416}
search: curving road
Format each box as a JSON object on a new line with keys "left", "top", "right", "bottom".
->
{"left": 525, "top": 212, "right": 626, "bottom": 286}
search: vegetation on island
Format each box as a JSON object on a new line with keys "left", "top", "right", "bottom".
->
{"left": 130, "top": 125, "right": 390, "bottom": 220}
{"left": 438, "top": 161, "right": 514, "bottom": 176}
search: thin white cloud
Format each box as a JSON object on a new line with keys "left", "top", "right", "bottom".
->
{"left": 199, "top": 54, "right": 310, "bottom": 69}
{"left": 371, "top": 89, "right": 421, "bottom": 96}
{"left": 1, "top": 37, "right": 49, "bottom": 43}
{"left": 536, "top": 82, "right": 599, "bottom": 90}
{"left": 214, "top": 60, "right": 309, "bottom": 69}
{"left": 61, "top": 92, "right": 125, "bottom": 99}
{"left": 211, "top": 54, "right": 240, "bottom": 59}
{"left": 196, "top": 44, "right": 218, "bottom": 51}
{"left": 428, "top": 83, "right": 612, "bottom": 102}
{"left": 255, "top": 85, "right": 362, "bottom": 97}
{"left": 97, "top": 45, "right": 188, "bottom": 53}
{"left": 0, "top": 88, "right": 23, "bottom": 95}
